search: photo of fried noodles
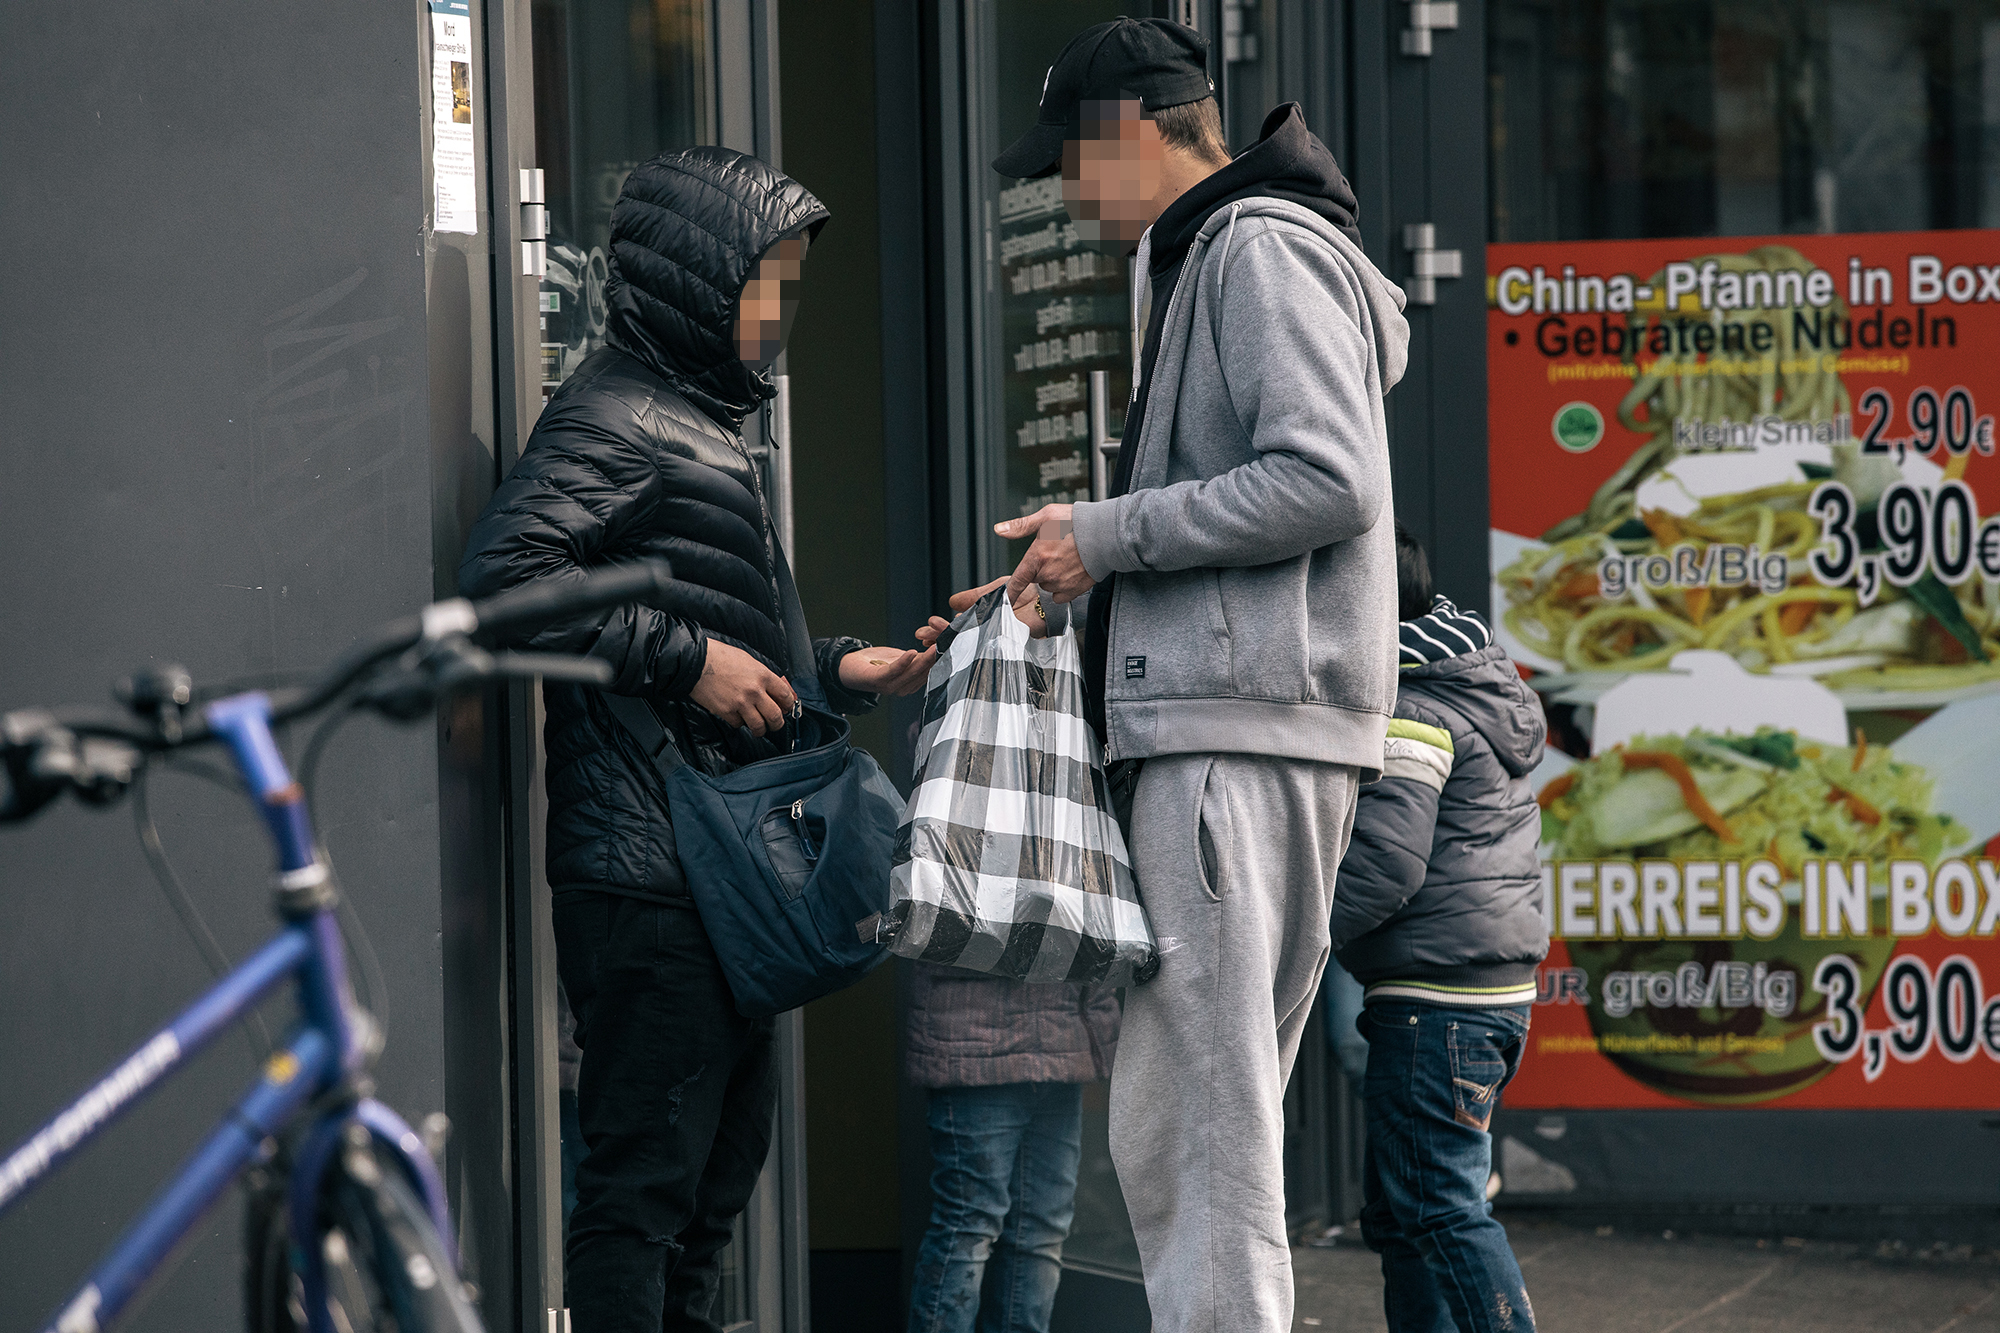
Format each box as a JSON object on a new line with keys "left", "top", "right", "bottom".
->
{"left": 1545, "top": 246, "right": 1850, "bottom": 544}
{"left": 1500, "top": 479, "right": 2000, "bottom": 691}
{"left": 1502, "top": 243, "right": 2000, "bottom": 696}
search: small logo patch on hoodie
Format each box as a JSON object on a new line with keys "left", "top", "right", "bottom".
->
{"left": 1125, "top": 656, "right": 1146, "bottom": 679}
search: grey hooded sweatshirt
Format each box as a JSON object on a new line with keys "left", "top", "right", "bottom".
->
{"left": 1331, "top": 598, "right": 1552, "bottom": 1006}
{"left": 1070, "top": 110, "right": 1410, "bottom": 776}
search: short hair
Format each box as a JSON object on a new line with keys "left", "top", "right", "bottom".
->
{"left": 1150, "top": 97, "right": 1229, "bottom": 165}
{"left": 1395, "top": 522, "right": 1434, "bottom": 621}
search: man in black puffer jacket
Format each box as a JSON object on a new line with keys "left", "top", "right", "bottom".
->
{"left": 459, "top": 147, "right": 930, "bottom": 1333}
{"left": 1330, "top": 525, "right": 1548, "bottom": 1333}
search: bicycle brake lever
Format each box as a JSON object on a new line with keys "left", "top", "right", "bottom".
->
{"left": 357, "top": 641, "right": 613, "bottom": 720}
{"left": 0, "top": 712, "right": 69, "bottom": 822}
{"left": 71, "top": 737, "right": 143, "bottom": 805}
{"left": 0, "top": 712, "right": 141, "bottom": 818}
{"left": 357, "top": 658, "right": 459, "bottom": 722}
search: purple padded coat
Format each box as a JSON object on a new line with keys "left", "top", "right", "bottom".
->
{"left": 903, "top": 965, "right": 1120, "bottom": 1089}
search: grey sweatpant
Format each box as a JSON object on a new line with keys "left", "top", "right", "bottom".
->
{"left": 1109, "top": 752, "right": 1359, "bottom": 1333}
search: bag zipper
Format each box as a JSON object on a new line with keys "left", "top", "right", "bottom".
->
{"left": 791, "top": 799, "right": 818, "bottom": 860}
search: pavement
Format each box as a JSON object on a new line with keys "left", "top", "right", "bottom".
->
{"left": 1293, "top": 1216, "right": 2000, "bottom": 1332}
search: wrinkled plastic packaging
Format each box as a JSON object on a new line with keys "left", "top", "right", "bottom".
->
{"left": 875, "top": 589, "right": 1160, "bottom": 985}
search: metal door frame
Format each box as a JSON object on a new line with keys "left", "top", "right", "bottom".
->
{"left": 1349, "top": 0, "right": 1490, "bottom": 611}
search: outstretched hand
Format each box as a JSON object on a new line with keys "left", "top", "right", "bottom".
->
{"left": 913, "top": 506, "right": 1092, "bottom": 649}
{"left": 837, "top": 646, "right": 936, "bottom": 696}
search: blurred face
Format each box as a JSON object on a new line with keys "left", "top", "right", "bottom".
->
{"left": 735, "top": 235, "right": 806, "bottom": 365}
{"left": 1061, "top": 98, "right": 1165, "bottom": 248}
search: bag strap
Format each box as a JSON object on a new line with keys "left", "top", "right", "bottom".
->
{"left": 770, "top": 535, "right": 817, "bottom": 684}
{"left": 602, "top": 531, "right": 812, "bottom": 775}
{"left": 603, "top": 692, "right": 685, "bottom": 779}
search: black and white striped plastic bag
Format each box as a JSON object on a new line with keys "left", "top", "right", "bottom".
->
{"left": 874, "top": 588, "right": 1158, "bottom": 984}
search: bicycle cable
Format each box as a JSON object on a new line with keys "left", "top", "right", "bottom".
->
{"left": 297, "top": 702, "right": 392, "bottom": 1046}
{"left": 160, "top": 756, "right": 243, "bottom": 793}
{"left": 132, "top": 769, "right": 275, "bottom": 1062}
{"left": 298, "top": 702, "right": 356, "bottom": 810}
{"left": 336, "top": 889, "right": 391, "bottom": 1050}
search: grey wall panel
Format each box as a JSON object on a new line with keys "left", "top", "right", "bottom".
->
{"left": 0, "top": 2, "right": 447, "bottom": 1328}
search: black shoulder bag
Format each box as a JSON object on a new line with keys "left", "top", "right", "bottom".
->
{"left": 600, "top": 545, "right": 903, "bottom": 1017}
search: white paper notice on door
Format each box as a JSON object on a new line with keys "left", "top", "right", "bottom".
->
{"left": 430, "top": 0, "right": 477, "bottom": 234}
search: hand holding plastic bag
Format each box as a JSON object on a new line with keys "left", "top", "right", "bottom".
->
{"left": 872, "top": 588, "right": 1159, "bottom": 984}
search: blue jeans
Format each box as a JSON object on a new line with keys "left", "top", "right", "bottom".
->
{"left": 1359, "top": 1003, "right": 1535, "bottom": 1333}
{"left": 907, "top": 1083, "right": 1084, "bottom": 1333}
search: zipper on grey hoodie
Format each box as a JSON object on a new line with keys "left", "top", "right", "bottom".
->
{"left": 1100, "top": 223, "right": 1203, "bottom": 764}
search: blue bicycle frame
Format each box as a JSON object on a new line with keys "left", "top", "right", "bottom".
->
{"left": 0, "top": 692, "right": 455, "bottom": 1333}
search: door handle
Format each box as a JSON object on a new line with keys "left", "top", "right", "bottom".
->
{"left": 771, "top": 374, "right": 794, "bottom": 556}
{"left": 1401, "top": 223, "right": 1463, "bottom": 307}
{"left": 1400, "top": 0, "right": 1459, "bottom": 57}
{"left": 1088, "top": 370, "right": 1121, "bottom": 502}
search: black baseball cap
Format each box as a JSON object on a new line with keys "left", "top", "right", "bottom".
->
{"left": 992, "top": 18, "right": 1214, "bottom": 179}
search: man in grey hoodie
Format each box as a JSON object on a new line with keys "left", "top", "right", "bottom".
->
{"left": 968, "top": 18, "right": 1410, "bottom": 1332}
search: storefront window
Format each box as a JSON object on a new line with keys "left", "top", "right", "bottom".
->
{"left": 1490, "top": 0, "right": 2000, "bottom": 243}
{"left": 532, "top": 0, "right": 714, "bottom": 400}
{"left": 978, "top": 0, "right": 1136, "bottom": 572}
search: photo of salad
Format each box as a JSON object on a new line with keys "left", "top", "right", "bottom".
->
{"left": 1544, "top": 725, "right": 1972, "bottom": 1104}
{"left": 1539, "top": 725, "right": 1968, "bottom": 876}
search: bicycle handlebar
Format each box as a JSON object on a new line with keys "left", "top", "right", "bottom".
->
{"left": 255, "top": 562, "right": 673, "bottom": 730}
{"left": 1, "top": 562, "right": 673, "bottom": 808}
{"left": 466, "top": 562, "right": 674, "bottom": 644}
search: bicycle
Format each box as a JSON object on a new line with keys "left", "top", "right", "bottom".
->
{"left": 0, "top": 563, "right": 672, "bottom": 1333}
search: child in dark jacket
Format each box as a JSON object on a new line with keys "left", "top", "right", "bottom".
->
{"left": 903, "top": 969, "right": 1119, "bottom": 1333}
{"left": 1331, "top": 525, "right": 1549, "bottom": 1333}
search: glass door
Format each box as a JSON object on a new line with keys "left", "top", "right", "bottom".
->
{"left": 963, "top": 0, "right": 1139, "bottom": 584}
{"left": 531, "top": 0, "right": 714, "bottom": 404}
{"left": 952, "top": 3, "right": 1147, "bottom": 1309}
{"left": 521, "top": 3, "right": 796, "bottom": 1328}
{"left": 951, "top": 10, "right": 1347, "bottom": 1312}
{"left": 1489, "top": 1, "right": 2000, "bottom": 243}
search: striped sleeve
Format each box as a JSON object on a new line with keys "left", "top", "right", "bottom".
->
{"left": 1381, "top": 717, "right": 1453, "bottom": 791}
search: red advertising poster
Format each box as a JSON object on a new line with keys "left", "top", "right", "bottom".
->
{"left": 1487, "top": 231, "right": 2000, "bottom": 1108}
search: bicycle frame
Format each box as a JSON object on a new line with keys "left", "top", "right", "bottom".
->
{"left": 0, "top": 692, "right": 455, "bottom": 1333}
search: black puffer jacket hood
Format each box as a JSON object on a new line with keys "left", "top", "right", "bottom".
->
{"left": 605, "top": 146, "right": 829, "bottom": 429}
{"left": 458, "top": 147, "right": 872, "bottom": 901}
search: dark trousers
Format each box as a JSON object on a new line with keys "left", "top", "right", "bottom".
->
{"left": 1358, "top": 1003, "right": 1535, "bottom": 1333}
{"left": 555, "top": 892, "right": 776, "bottom": 1333}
